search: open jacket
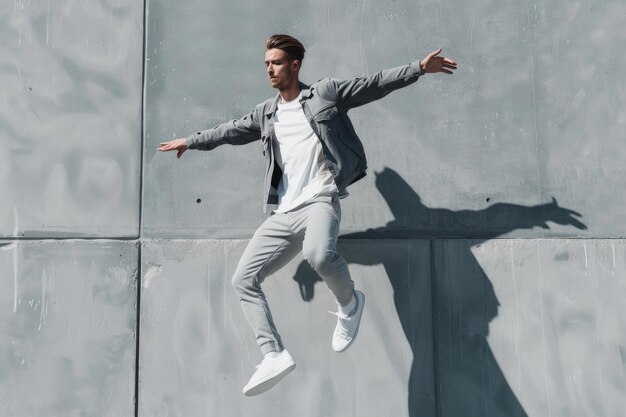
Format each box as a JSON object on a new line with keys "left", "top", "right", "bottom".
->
{"left": 185, "top": 60, "right": 424, "bottom": 212}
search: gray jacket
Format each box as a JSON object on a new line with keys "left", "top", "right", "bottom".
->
{"left": 185, "top": 60, "right": 424, "bottom": 212}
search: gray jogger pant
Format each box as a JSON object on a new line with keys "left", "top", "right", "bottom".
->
{"left": 231, "top": 193, "right": 354, "bottom": 355}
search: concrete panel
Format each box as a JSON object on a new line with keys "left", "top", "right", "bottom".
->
{"left": 141, "top": 0, "right": 273, "bottom": 237}
{"left": 532, "top": 2, "right": 626, "bottom": 237}
{"left": 139, "top": 239, "right": 434, "bottom": 417}
{"left": 433, "top": 239, "right": 626, "bottom": 417}
{"left": 0, "top": 240, "right": 138, "bottom": 416}
{"left": 142, "top": 0, "right": 625, "bottom": 238}
{"left": 0, "top": 0, "right": 143, "bottom": 237}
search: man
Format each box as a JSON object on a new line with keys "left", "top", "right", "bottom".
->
{"left": 158, "top": 34, "right": 457, "bottom": 396}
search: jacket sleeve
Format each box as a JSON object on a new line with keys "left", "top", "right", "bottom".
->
{"left": 184, "top": 107, "right": 262, "bottom": 151}
{"left": 334, "top": 60, "right": 424, "bottom": 110}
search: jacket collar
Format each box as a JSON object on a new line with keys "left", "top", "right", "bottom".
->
{"left": 264, "top": 82, "right": 313, "bottom": 119}
{"left": 300, "top": 82, "right": 313, "bottom": 99}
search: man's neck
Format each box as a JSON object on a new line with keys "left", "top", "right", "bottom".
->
{"left": 279, "top": 83, "right": 302, "bottom": 103}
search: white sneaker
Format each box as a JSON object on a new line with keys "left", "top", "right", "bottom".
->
{"left": 242, "top": 349, "right": 296, "bottom": 396}
{"left": 329, "top": 290, "right": 365, "bottom": 352}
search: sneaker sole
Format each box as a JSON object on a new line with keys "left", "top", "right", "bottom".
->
{"left": 334, "top": 290, "right": 365, "bottom": 352}
{"left": 243, "top": 361, "right": 296, "bottom": 397}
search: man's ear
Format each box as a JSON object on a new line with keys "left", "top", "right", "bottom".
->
{"left": 291, "top": 59, "right": 301, "bottom": 71}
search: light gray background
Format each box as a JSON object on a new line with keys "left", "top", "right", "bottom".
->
{"left": 2, "top": 0, "right": 625, "bottom": 415}
{"left": 0, "top": 240, "right": 138, "bottom": 416}
{"left": 139, "top": 239, "right": 434, "bottom": 417}
{"left": 142, "top": 0, "right": 626, "bottom": 238}
{"left": 0, "top": 0, "right": 143, "bottom": 238}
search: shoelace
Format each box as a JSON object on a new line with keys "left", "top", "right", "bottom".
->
{"left": 328, "top": 311, "right": 351, "bottom": 337}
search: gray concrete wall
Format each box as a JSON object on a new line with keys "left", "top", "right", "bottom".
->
{"left": 139, "top": 239, "right": 434, "bottom": 417}
{"left": 1, "top": 0, "right": 143, "bottom": 238}
{"left": 1, "top": 0, "right": 625, "bottom": 416}
{"left": 0, "top": 240, "right": 138, "bottom": 416}
{"left": 142, "top": 0, "right": 626, "bottom": 239}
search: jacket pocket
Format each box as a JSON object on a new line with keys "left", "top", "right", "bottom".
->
{"left": 313, "top": 106, "right": 338, "bottom": 121}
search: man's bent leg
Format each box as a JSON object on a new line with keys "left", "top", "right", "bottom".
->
{"left": 232, "top": 213, "right": 302, "bottom": 355}
{"left": 299, "top": 194, "right": 354, "bottom": 305}
{"left": 297, "top": 193, "right": 365, "bottom": 352}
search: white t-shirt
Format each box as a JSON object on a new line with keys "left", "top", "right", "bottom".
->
{"left": 272, "top": 93, "right": 338, "bottom": 213}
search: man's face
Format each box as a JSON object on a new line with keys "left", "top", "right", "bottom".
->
{"left": 264, "top": 48, "right": 299, "bottom": 90}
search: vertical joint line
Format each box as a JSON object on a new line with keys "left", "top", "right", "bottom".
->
{"left": 134, "top": 242, "right": 142, "bottom": 417}
{"left": 429, "top": 239, "right": 441, "bottom": 417}
{"left": 138, "top": 0, "right": 148, "bottom": 238}
{"left": 135, "top": 0, "right": 148, "bottom": 412}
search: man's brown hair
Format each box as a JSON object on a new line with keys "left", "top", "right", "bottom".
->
{"left": 265, "top": 34, "right": 306, "bottom": 62}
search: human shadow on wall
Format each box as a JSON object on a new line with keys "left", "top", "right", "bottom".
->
{"left": 292, "top": 167, "right": 586, "bottom": 417}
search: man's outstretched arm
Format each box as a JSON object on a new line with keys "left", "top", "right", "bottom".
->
{"left": 158, "top": 107, "right": 262, "bottom": 158}
{"left": 334, "top": 48, "right": 457, "bottom": 110}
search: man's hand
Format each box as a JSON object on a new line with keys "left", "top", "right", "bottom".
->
{"left": 158, "top": 138, "right": 188, "bottom": 159}
{"left": 420, "top": 49, "right": 457, "bottom": 74}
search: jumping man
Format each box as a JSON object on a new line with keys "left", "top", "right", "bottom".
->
{"left": 158, "top": 34, "right": 457, "bottom": 396}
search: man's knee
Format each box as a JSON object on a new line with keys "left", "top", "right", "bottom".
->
{"left": 303, "top": 248, "right": 338, "bottom": 272}
{"left": 231, "top": 269, "right": 254, "bottom": 294}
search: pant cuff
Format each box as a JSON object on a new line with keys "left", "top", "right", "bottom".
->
{"left": 260, "top": 341, "right": 278, "bottom": 355}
